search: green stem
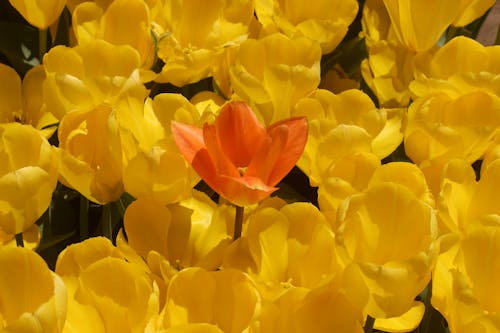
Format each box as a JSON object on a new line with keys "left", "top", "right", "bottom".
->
{"left": 233, "top": 205, "right": 244, "bottom": 240}
{"left": 102, "top": 204, "right": 113, "bottom": 241}
{"left": 496, "top": 25, "right": 500, "bottom": 45}
{"left": 79, "top": 196, "right": 89, "bottom": 241}
{"left": 38, "top": 28, "right": 47, "bottom": 64}
{"left": 15, "top": 233, "right": 24, "bottom": 247}
{"left": 364, "top": 315, "right": 375, "bottom": 333}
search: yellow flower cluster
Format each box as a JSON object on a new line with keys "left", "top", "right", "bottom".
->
{"left": 0, "top": 0, "right": 499, "bottom": 332}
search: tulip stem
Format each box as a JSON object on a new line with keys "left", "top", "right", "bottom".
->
{"left": 15, "top": 233, "right": 24, "bottom": 247}
{"left": 233, "top": 205, "right": 244, "bottom": 240}
{"left": 364, "top": 315, "right": 375, "bottom": 333}
{"left": 102, "top": 204, "right": 113, "bottom": 241}
{"left": 38, "top": 28, "right": 47, "bottom": 64}
{"left": 79, "top": 196, "right": 89, "bottom": 241}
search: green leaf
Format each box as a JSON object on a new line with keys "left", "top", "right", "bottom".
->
{"left": 114, "top": 192, "right": 135, "bottom": 218}
{"left": 37, "top": 231, "right": 77, "bottom": 253}
{"left": 0, "top": 21, "right": 39, "bottom": 75}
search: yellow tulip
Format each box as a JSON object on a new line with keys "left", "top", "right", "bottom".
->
{"left": 292, "top": 89, "right": 403, "bottom": 184}
{"left": 122, "top": 191, "right": 233, "bottom": 272}
{"left": 293, "top": 287, "right": 364, "bottom": 333}
{"left": 380, "top": 0, "right": 459, "bottom": 51}
{"left": 428, "top": 153, "right": 500, "bottom": 333}
{"left": 55, "top": 237, "right": 161, "bottom": 332}
{"left": 382, "top": 0, "right": 494, "bottom": 51}
{"left": 223, "top": 202, "right": 343, "bottom": 299}
{"left": 0, "top": 123, "right": 58, "bottom": 234}
{"left": 361, "top": 0, "right": 416, "bottom": 107}
{"left": 0, "top": 64, "right": 58, "bottom": 138}
{"left": 154, "top": 0, "right": 255, "bottom": 86}
{"left": 55, "top": 237, "right": 124, "bottom": 277}
{"left": 404, "top": 90, "right": 500, "bottom": 166}
{"left": 410, "top": 36, "right": 500, "bottom": 99}
{"left": 57, "top": 104, "right": 124, "bottom": 204}
{"left": 74, "top": 257, "right": 160, "bottom": 332}
{"left": 367, "top": 162, "right": 435, "bottom": 207}
{"left": 425, "top": 156, "right": 500, "bottom": 238}
{"left": 121, "top": 94, "right": 205, "bottom": 204}
{"left": 336, "top": 172, "right": 438, "bottom": 318}
{"left": 255, "top": 0, "right": 359, "bottom": 54}
{"left": 432, "top": 220, "right": 500, "bottom": 332}
{"left": 0, "top": 64, "right": 22, "bottom": 123}
{"left": 8, "top": 0, "right": 66, "bottom": 29}
{"left": 229, "top": 33, "right": 321, "bottom": 125}
{"left": 123, "top": 137, "right": 198, "bottom": 204}
{"left": 317, "top": 152, "right": 381, "bottom": 228}
{"left": 253, "top": 286, "right": 364, "bottom": 333}
{"left": 43, "top": 40, "right": 148, "bottom": 120}
{"left": 162, "top": 267, "right": 260, "bottom": 332}
{"left": 72, "top": 0, "right": 156, "bottom": 68}
{"left": 0, "top": 246, "right": 67, "bottom": 332}
{"left": 465, "top": 158, "right": 500, "bottom": 222}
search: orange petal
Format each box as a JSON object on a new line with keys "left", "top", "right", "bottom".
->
{"left": 171, "top": 121, "right": 205, "bottom": 163}
{"left": 246, "top": 125, "right": 288, "bottom": 185}
{"left": 246, "top": 117, "right": 307, "bottom": 186}
{"left": 191, "top": 148, "right": 219, "bottom": 192}
{"left": 203, "top": 123, "right": 240, "bottom": 178}
{"left": 215, "top": 101, "right": 267, "bottom": 167}
{"left": 267, "top": 116, "right": 308, "bottom": 185}
{"left": 218, "top": 175, "right": 276, "bottom": 206}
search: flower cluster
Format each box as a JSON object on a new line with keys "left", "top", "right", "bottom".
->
{"left": 0, "top": 0, "right": 499, "bottom": 332}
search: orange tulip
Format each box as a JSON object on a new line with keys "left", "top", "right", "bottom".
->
{"left": 171, "top": 101, "right": 307, "bottom": 206}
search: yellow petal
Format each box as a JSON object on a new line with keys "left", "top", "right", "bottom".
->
{"left": 468, "top": 159, "right": 500, "bottom": 220}
{"left": 382, "top": 0, "right": 461, "bottom": 51}
{"left": 294, "top": 287, "right": 363, "bottom": 333}
{"left": 123, "top": 139, "right": 197, "bottom": 205}
{"left": 255, "top": 0, "right": 358, "bottom": 53}
{"left": 368, "top": 162, "right": 434, "bottom": 206}
{"left": 246, "top": 207, "right": 289, "bottom": 283}
{"left": 124, "top": 197, "right": 171, "bottom": 259}
{"left": 0, "top": 123, "right": 58, "bottom": 234}
{"left": 461, "top": 223, "right": 500, "bottom": 313}
{"left": 100, "top": 0, "right": 155, "bottom": 67}
{"left": 374, "top": 301, "right": 425, "bottom": 332}
{"left": 76, "top": 257, "right": 159, "bottom": 332}
{"left": 0, "top": 63, "right": 21, "bottom": 123}
{"left": 338, "top": 183, "right": 438, "bottom": 317}
{"left": 8, "top": 0, "right": 66, "bottom": 28}
{"left": 55, "top": 237, "right": 123, "bottom": 277}
{"left": 57, "top": 105, "right": 124, "bottom": 204}
{"left": 164, "top": 267, "right": 260, "bottom": 332}
{"left": 0, "top": 247, "right": 67, "bottom": 331}
{"left": 230, "top": 33, "right": 321, "bottom": 125}
{"left": 453, "top": 0, "right": 496, "bottom": 27}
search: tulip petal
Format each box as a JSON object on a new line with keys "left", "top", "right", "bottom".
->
{"left": 215, "top": 101, "right": 267, "bottom": 167}
{"left": 245, "top": 124, "right": 288, "bottom": 185}
{"left": 124, "top": 197, "right": 172, "bottom": 259}
{"left": 171, "top": 121, "right": 205, "bottom": 164}
{"left": 218, "top": 175, "right": 276, "bottom": 206}
{"left": 0, "top": 64, "right": 21, "bottom": 123}
{"left": 267, "top": 117, "right": 308, "bottom": 185}
{"left": 202, "top": 123, "right": 240, "bottom": 178}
